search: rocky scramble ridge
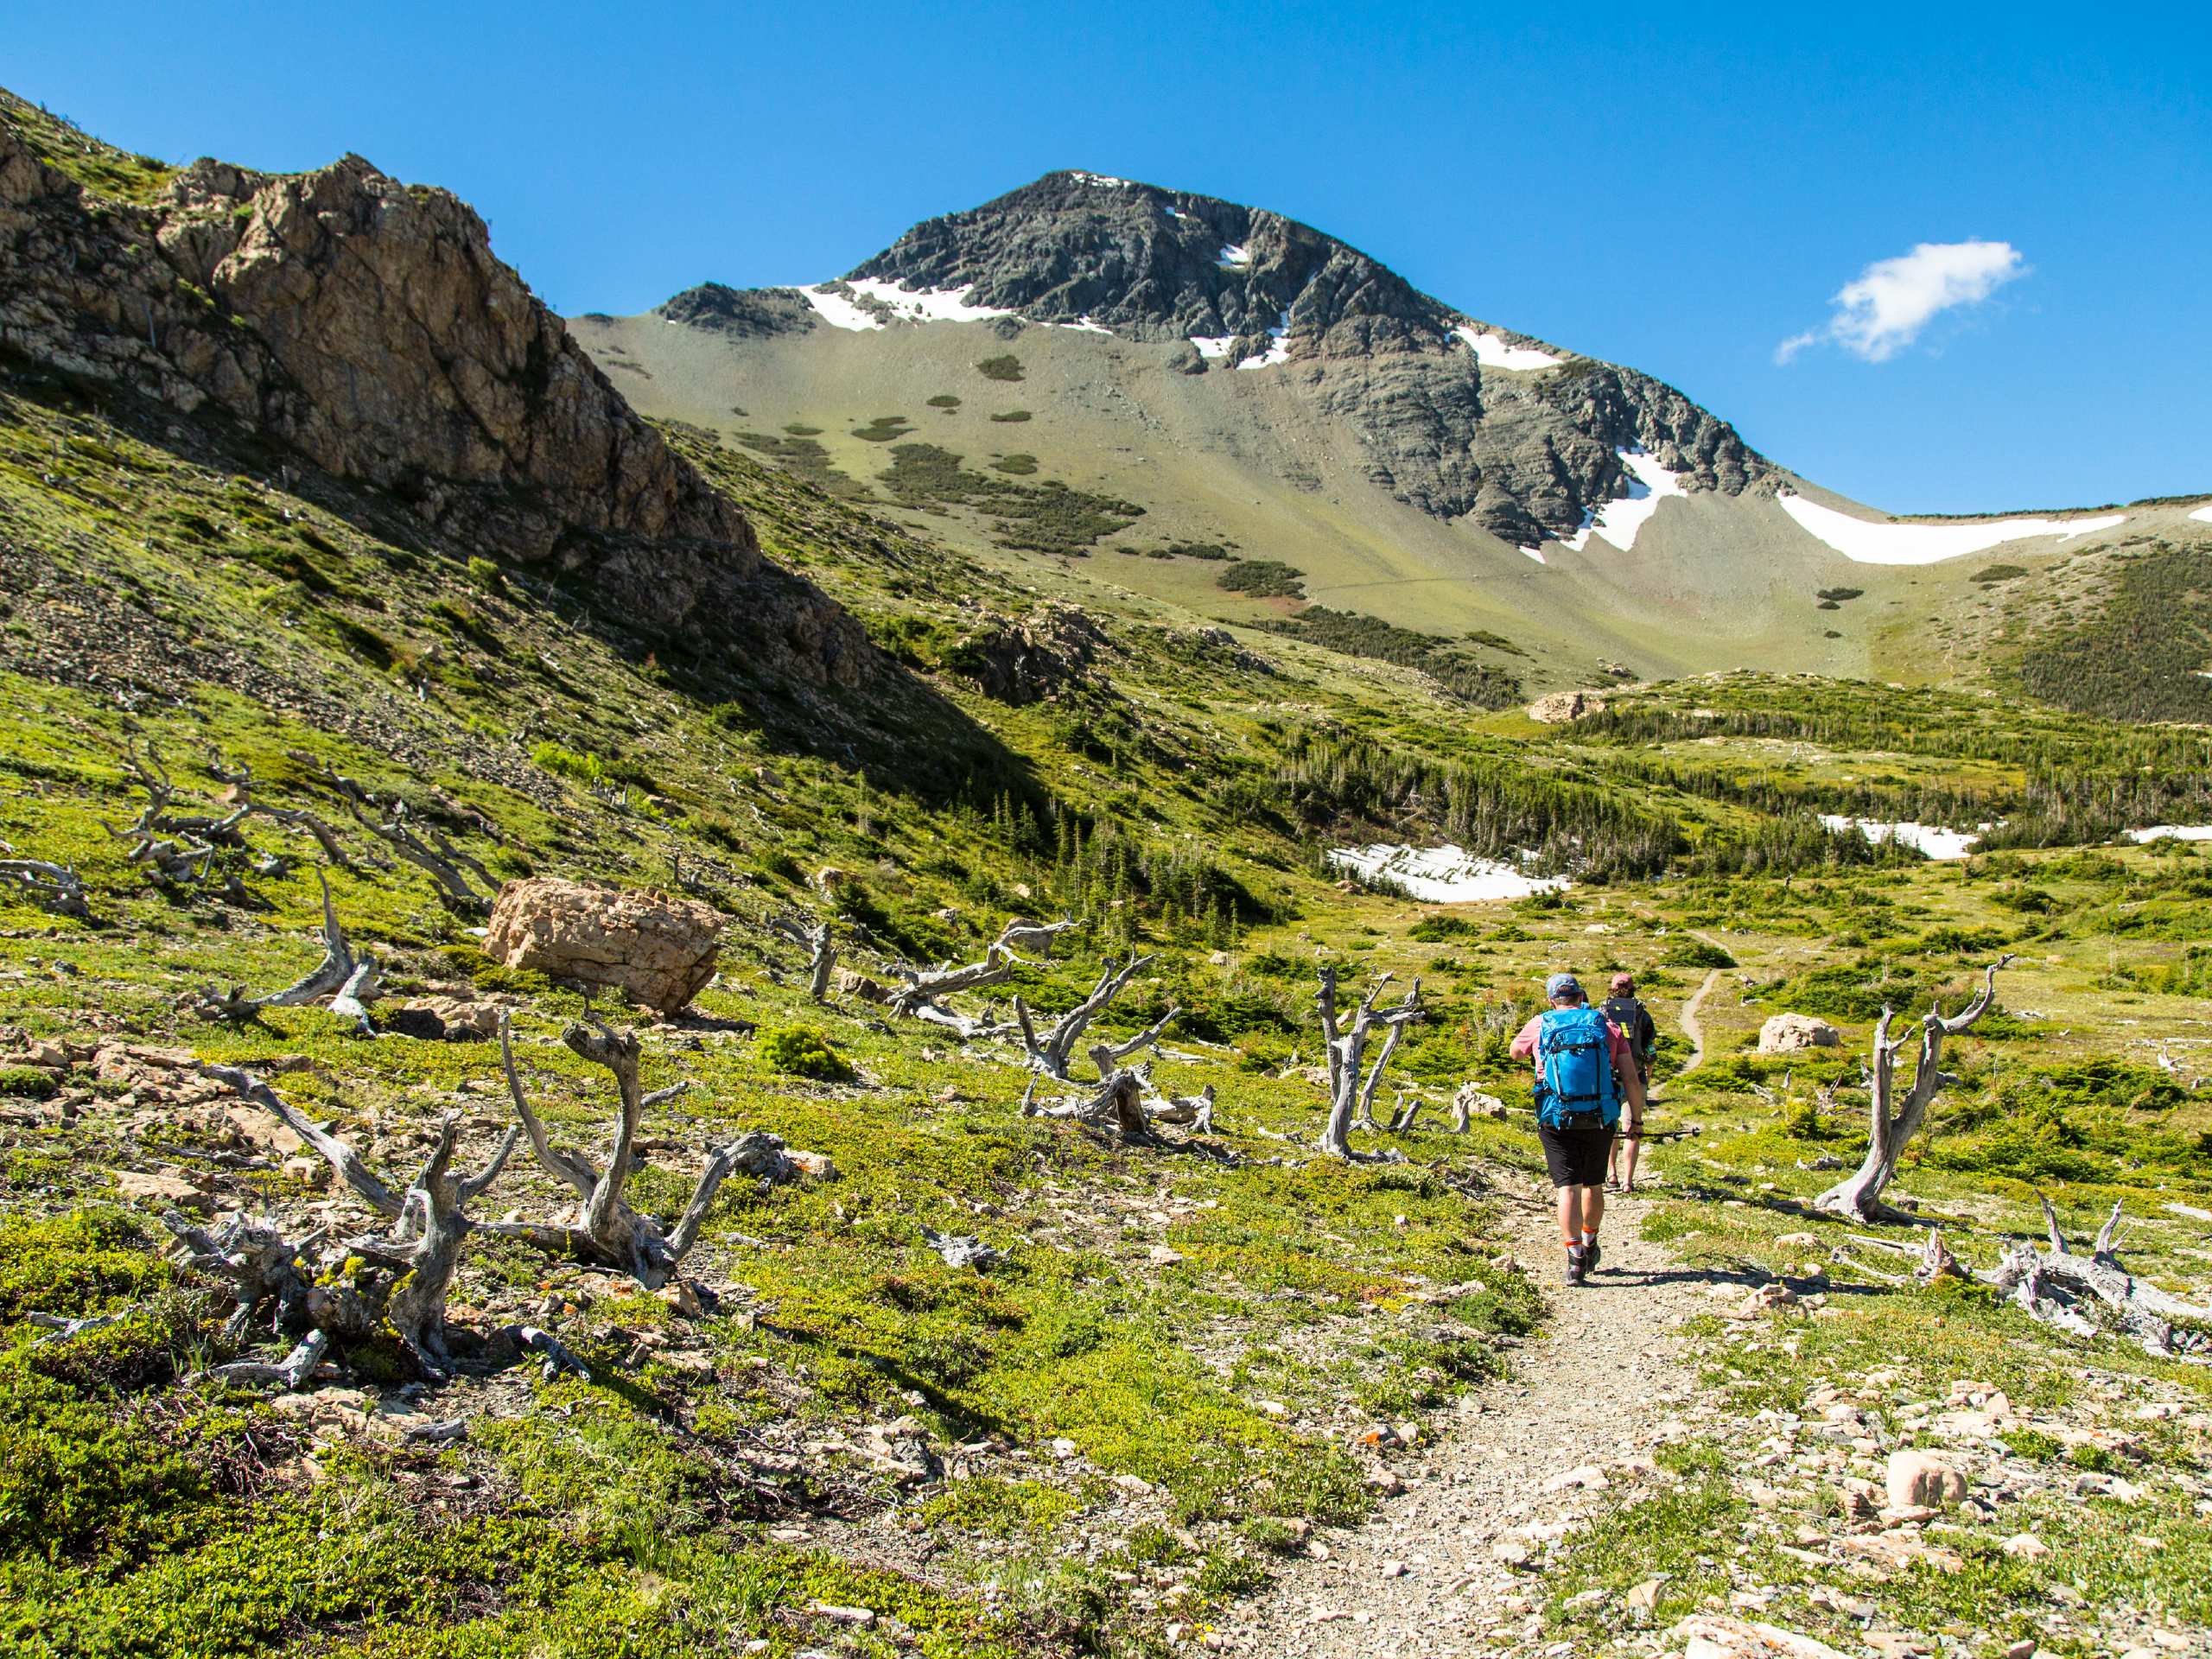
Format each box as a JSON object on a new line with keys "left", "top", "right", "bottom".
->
{"left": 0, "top": 92, "right": 790, "bottom": 644}
{"left": 664, "top": 170, "right": 1777, "bottom": 547}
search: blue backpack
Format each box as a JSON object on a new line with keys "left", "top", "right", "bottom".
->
{"left": 1534, "top": 1006, "right": 1622, "bottom": 1129}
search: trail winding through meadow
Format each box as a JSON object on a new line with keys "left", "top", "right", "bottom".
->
{"left": 1219, "top": 1187, "right": 1715, "bottom": 1658}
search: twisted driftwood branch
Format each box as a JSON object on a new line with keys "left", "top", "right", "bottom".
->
{"left": 1815, "top": 957, "right": 2012, "bottom": 1224}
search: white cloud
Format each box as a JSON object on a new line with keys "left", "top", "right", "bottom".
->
{"left": 1777, "top": 239, "right": 2025, "bottom": 365}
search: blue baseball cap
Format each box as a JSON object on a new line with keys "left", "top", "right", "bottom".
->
{"left": 1545, "top": 972, "right": 1585, "bottom": 1001}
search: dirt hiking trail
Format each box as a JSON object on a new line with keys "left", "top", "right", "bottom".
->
{"left": 1222, "top": 1187, "right": 1714, "bottom": 1657}
{"left": 1675, "top": 969, "right": 1723, "bottom": 1078}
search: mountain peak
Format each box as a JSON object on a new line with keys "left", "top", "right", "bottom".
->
{"left": 847, "top": 170, "right": 1449, "bottom": 358}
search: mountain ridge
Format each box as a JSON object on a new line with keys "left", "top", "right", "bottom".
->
{"left": 655, "top": 168, "right": 1777, "bottom": 550}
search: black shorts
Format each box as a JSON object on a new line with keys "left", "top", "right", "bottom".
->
{"left": 1539, "top": 1122, "right": 1615, "bottom": 1188}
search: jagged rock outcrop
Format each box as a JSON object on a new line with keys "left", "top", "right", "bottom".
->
{"left": 698, "top": 168, "right": 1781, "bottom": 547}
{"left": 948, "top": 605, "right": 1108, "bottom": 705}
{"left": 654, "top": 282, "right": 817, "bottom": 339}
{"left": 0, "top": 94, "right": 797, "bottom": 645}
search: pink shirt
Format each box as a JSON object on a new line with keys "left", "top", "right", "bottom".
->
{"left": 1510, "top": 1013, "right": 1635, "bottom": 1074}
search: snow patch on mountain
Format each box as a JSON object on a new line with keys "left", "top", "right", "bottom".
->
{"left": 1069, "top": 171, "right": 1135, "bottom": 188}
{"left": 1564, "top": 448, "right": 1684, "bottom": 553}
{"left": 798, "top": 285, "right": 886, "bottom": 331}
{"left": 1328, "top": 843, "right": 1570, "bottom": 903}
{"left": 1820, "top": 817, "right": 1981, "bottom": 860}
{"left": 1778, "top": 493, "right": 2127, "bottom": 565}
{"left": 1218, "top": 243, "right": 1250, "bottom": 267}
{"left": 1455, "top": 325, "right": 1562, "bottom": 371}
{"left": 849, "top": 279, "right": 1019, "bottom": 324}
{"left": 2126, "top": 825, "right": 2212, "bottom": 843}
{"left": 797, "top": 279, "right": 1021, "bottom": 332}
{"left": 2190, "top": 505, "right": 2212, "bottom": 524}
{"left": 1236, "top": 312, "right": 1294, "bottom": 371}
{"left": 1189, "top": 335, "right": 1234, "bottom": 360}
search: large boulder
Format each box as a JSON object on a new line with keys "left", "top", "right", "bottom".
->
{"left": 1758, "top": 1013, "right": 1841, "bottom": 1055}
{"left": 483, "top": 880, "right": 722, "bottom": 1014}
{"left": 1527, "top": 690, "right": 1605, "bottom": 723}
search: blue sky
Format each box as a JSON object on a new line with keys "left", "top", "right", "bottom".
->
{"left": 10, "top": 1, "right": 2208, "bottom": 511}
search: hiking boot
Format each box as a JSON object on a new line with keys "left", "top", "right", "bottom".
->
{"left": 1564, "top": 1244, "right": 1588, "bottom": 1287}
{"left": 1585, "top": 1238, "right": 1602, "bottom": 1275}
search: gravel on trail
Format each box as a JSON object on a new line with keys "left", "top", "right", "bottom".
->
{"left": 1220, "top": 1185, "right": 1711, "bottom": 1658}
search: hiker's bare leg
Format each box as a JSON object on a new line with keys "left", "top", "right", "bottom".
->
{"left": 1582, "top": 1184, "right": 1606, "bottom": 1239}
{"left": 1618, "top": 1128, "right": 1642, "bottom": 1192}
{"left": 1556, "top": 1185, "right": 1581, "bottom": 1247}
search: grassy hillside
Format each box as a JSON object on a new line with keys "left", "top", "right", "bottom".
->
{"left": 574, "top": 311, "right": 2212, "bottom": 705}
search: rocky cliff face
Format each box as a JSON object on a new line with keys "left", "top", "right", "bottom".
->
{"left": 682, "top": 169, "right": 1776, "bottom": 547}
{"left": 0, "top": 94, "right": 791, "bottom": 644}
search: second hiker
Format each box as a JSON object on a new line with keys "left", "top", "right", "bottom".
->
{"left": 1510, "top": 971, "right": 1649, "bottom": 1286}
{"left": 1601, "top": 971, "right": 1656, "bottom": 1192}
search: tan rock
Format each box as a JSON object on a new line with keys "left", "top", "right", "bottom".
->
{"left": 1672, "top": 1614, "right": 1852, "bottom": 1659}
{"left": 404, "top": 996, "right": 502, "bottom": 1040}
{"left": 225, "top": 1102, "right": 304, "bottom": 1155}
{"left": 833, "top": 969, "right": 889, "bottom": 1003}
{"left": 1885, "top": 1449, "right": 1967, "bottom": 1511}
{"left": 483, "top": 879, "right": 722, "bottom": 1014}
{"left": 1527, "top": 689, "right": 1606, "bottom": 723}
{"left": 1758, "top": 1014, "right": 1841, "bottom": 1055}
{"left": 2000, "top": 1532, "right": 2050, "bottom": 1561}
{"left": 114, "top": 1169, "right": 209, "bottom": 1210}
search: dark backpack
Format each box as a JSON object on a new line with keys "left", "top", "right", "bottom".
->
{"left": 1603, "top": 995, "right": 1655, "bottom": 1063}
{"left": 1534, "top": 1006, "right": 1622, "bottom": 1130}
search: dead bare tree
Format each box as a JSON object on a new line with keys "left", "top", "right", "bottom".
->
{"left": 292, "top": 753, "right": 493, "bottom": 912}
{"left": 488, "top": 1014, "right": 794, "bottom": 1287}
{"left": 1020, "top": 1046, "right": 1154, "bottom": 1140}
{"left": 208, "top": 753, "right": 353, "bottom": 868}
{"left": 1315, "top": 968, "right": 1423, "bottom": 1160}
{"left": 1014, "top": 952, "right": 1174, "bottom": 1079}
{"left": 770, "top": 913, "right": 836, "bottom": 1002}
{"left": 889, "top": 943, "right": 1015, "bottom": 1027}
{"left": 195, "top": 870, "right": 381, "bottom": 1031}
{"left": 1448, "top": 1082, "right": 1504, "bottom": 1132}
{"left": 0, "top": 850, "right": 88, "bottom": 918}
{"left": 1148, "top": 1083, "right": 1217, "bottom": 1134}
{"left": 1983, "top": 1198, "right": 2212, "bottom": 1361}
{"left": 995, "top": 916, "right": 1078, "bottom": 961}
{"left": 1815, "top": 957, "right": 2012, "bottom": 1223}
{"left": 197, "top": 1063, "right": 518, "bottom": 1376}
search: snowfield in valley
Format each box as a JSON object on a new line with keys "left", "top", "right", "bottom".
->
{"left": 1326, "top": 843, "right": 1571, "bottom": 903}
{"left": 1778, "top": 493, "right": 2126, "bottom": 564}
{"left": 1820, "top": 817, "right": 1981, "bottom": 860}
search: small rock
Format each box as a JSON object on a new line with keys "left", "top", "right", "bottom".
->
{"left": 1885, "top": 1450, "right": 1967, "bottom": 1511}
{"left": 1672, "top": 1613, "right": 1852, "bottom": 1659}
{"left": 1999, "top": 1533, "right": 2050, "bottom": 1561}
{"left": 1545, "top": 1464, "right": 1610, "bottom": 1493}
{"left": 114, "top": 1169, "right": 209, "bottom": 1210}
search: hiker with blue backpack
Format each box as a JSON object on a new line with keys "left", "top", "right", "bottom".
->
{"left": 1509, "top": 972, "right": 1649, "bottom": 1286}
